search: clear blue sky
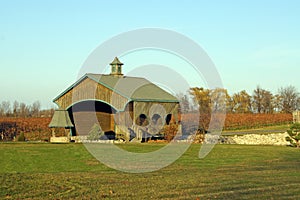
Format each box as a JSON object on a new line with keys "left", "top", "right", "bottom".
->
{"left": 1, "top": 0, "right": 299, "bottom": 109}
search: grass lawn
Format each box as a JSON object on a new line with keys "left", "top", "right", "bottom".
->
{"left": 222, "top": 124, "right": 291, "bottom": 135}
{"left": 0, "top": 143, "right": 300, "bottom": 199}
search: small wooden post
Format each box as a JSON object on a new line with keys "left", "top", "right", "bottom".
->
{"left": 51, "top": 128, "right": 56, "bottom": 137}
{"left": 65, "top": 128, "right": 70, "bottom": 141}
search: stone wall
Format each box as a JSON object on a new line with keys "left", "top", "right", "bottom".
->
{"left": 203, "top": 133, "right": 290, "bottom": 146}
{"left": 230, "top": 133, "right": 290, "bottom": 145}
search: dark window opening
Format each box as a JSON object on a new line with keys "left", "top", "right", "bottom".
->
{"left": 151, "top": 114, "right": 161, "bottom": 125}
{"left": 71, "top": 101, "right": 116, "bottom": 114}
{"left": 137, "top": 114, "right": 148, "bottom": 126}
{"left": 165, "top": 114, "right": 172, "bottom": 125}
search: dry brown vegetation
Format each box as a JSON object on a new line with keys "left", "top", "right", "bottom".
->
{"left": 0, "top": 117, "right": 51, "bottom": 141}
{"left": 181, "top": 113, "right": 292, "bottom": 132}
{"left": 0, "top": 113, "right": 293, "bottom": 141}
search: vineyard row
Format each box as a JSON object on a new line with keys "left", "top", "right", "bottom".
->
{"left": 0, "top": 113, "right": 293, "bottom": 141}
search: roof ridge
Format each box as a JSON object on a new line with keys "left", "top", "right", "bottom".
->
{"left": 53, "top": 73, "right": 179, "bottom": 106}
{"left": 86, "top": 73, "right": 150, "bottom": 80}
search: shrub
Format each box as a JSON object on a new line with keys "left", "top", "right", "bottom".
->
{"left": 87, "top": 123, "right": 104, "bottom": 141}
{"left": 286, "top": 123, "right": 300, "bottom": 147}
{"left": 162, "top": 124, "right": 178, "bottom": 142}
{"left": 17, "top": 132, "right": 25, "bottom": 142}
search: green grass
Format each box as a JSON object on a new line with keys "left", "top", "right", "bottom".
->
{"left": 0, "top": 143, "right": 300, "bottom": 199}
{"left": 222, "top": 124, "right": 290, "bottom": 135}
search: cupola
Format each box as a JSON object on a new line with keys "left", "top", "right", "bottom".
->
{"left": 110, "top": 57, "right": 123, "bottom": 77}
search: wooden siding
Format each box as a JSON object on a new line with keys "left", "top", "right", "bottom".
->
{"left": 55, "top": 77, "right": 128, "bottom": 111}
{"left": 133, "top": 102, "right": 179, "bottom": 124}
{"left": 114, "top": 102, "right": 134, "bottom": 128}
{"left": 72, "top": 111, "right": 114, "bottom": 135}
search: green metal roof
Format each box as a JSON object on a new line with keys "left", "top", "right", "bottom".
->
{"left": 87, "top": 73, "right": 179, "bottom": 102}
{"left": 49, "top": 110, "right": 74, "bottom": 128}
{"left": 53, "top": 73, "right": 179, "bottom": 103}
{"left": 110, "top": 57, "right": 123, "bottom": 65}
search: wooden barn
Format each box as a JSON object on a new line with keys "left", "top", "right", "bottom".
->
{"left": 49, "top": 57, "right": 180, "bottom": 142}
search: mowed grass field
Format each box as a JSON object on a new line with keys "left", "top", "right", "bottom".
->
{"left": 0, "top": 143, "right": 300, "bottom": 199}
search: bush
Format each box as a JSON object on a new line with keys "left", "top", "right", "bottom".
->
{"left": 87, "top": 123, "right": 104, "bottom": 141}
{"left": 17, "top": 132, "right": 25, "bottom": 142}
{"left": 286, "top": 123, "right": 300, "bottom": 147}
{"left": 162, "top": 124, "right": 178, "bottom": 142}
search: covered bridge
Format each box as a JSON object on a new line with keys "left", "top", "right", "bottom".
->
{"left": 49, "top": 57, "right": 180, "bottom": 142}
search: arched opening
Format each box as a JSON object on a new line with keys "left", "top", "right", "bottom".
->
{"left": 147, "top": 114, "right": 163, "bottom": 137}
{"left": 70, "top": 100, "right": 116, "bottom": 113}
{"left": 67, "top": 100, "right": 117, "bottom": 139}
{"left": 151, "top": 114, "right": 161, "bottom": 124}
{"left": 114, "top": 101, "right": 133, "bottom": 128}
{"left": 165, "top": 114, "right": 172, "bottom": 125}
{"left": 135, "top": 114, "right": 149, "bottom": 126}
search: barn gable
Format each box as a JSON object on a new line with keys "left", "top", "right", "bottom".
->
{"left": 54, "top": 73, "right": 178, "bottom": 110}
{"left": 53, "top": 75, "right": 129, "bottom": 111}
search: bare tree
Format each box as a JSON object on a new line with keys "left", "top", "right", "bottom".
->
{"left": 252, "top": 86, "right": 273, "bottom": 113}
{"left": 40, "top": 107, "right": 55, "bottom": 117}
{"left": 31, "top": 101, "right": 41, "bottom": 117}
{"left": 177, "top": 92, "right": 191, "bottom": 113}
{"left": 0, "top": 103, "right": 3, "bottom": 117}
{"left": 261, "top": 90, "right": 273, "bottom": 113}
{"left": 1, "top": 101, "right": 11, "bottom": 116}
{"left": 19, "top": 102, "right": 30, "bottom": 117}
{"left": 272, "top": 94, "right": 282, "bottom": 113}
{"left": 210, "top": 88, "right": 229, "bottom": 113}
{"left": 279, "top": 86, "right": 299, "bottom": 113}
{"left": 0, "top": 100, "right": 46, "bottom": 118}
{"left": 252, "top": 86, "right": 263, "bottom": 113}
{"left": 13, "top": 100, "right": 20, "bottom": 117}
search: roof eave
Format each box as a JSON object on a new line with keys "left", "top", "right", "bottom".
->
{"left": 131, "top": 99, "right": 179, "bottom": 103}
{"left": 53, "top": 73, "right": 179, "bottom": 104}
{"left": 52, "top": 74, "right": 89, "bottom": 102}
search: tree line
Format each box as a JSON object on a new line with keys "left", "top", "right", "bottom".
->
{"left": 0, "top": 100, "right": 54, "bottom": 118}
{"left": 180, "top": 85, "right": 300, "bottom": 114}
{"left": 1, "top": 85, "right": 299, "bottom": 118}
